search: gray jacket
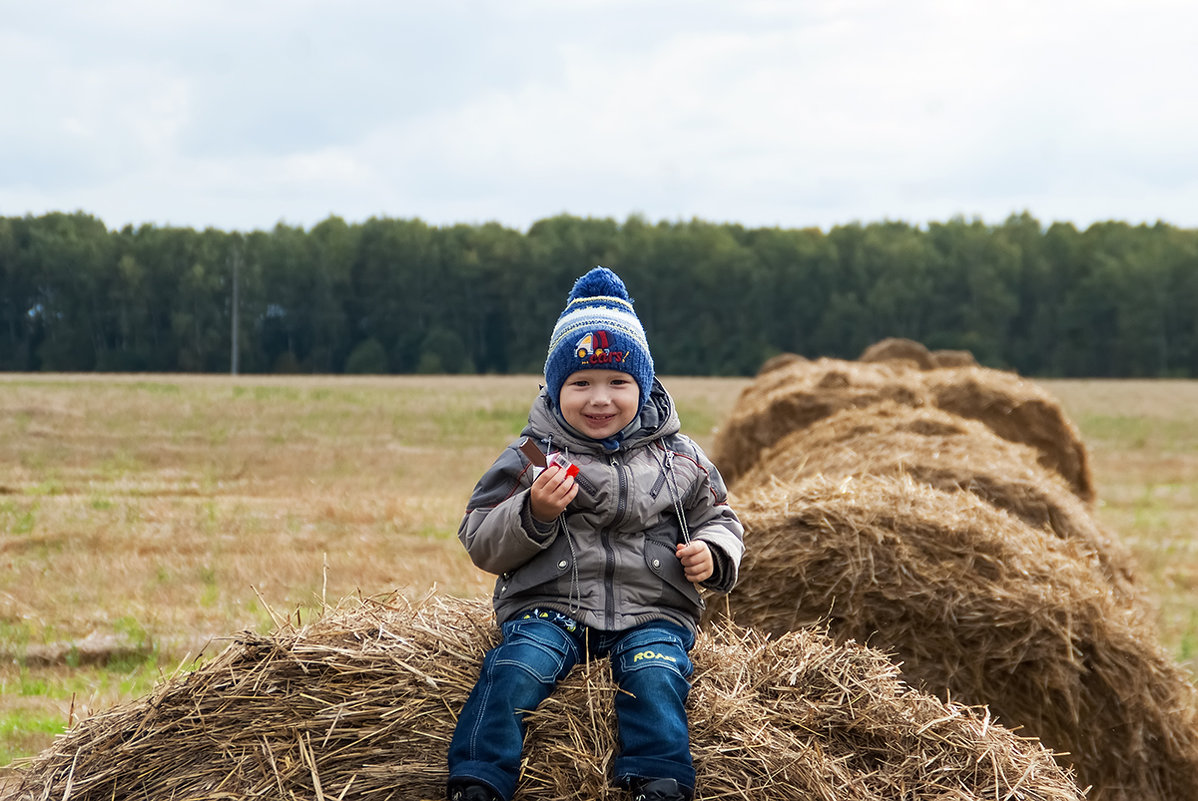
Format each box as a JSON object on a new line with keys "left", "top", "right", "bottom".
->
{"left": 458, "top": 380, "right": 745, "bottom": 634}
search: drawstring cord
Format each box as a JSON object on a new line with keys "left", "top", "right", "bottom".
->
{"left": 559, "top": 513, "right": 582, "bottom": 615}
{"left": 657, "top": 446, "right": 691, "bottom": 545}
{"left": 543, "top": 434, "right": 582, "bottom": 614}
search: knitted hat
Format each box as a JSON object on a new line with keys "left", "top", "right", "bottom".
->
{"left": 544, "top": 267, "right": 654, "bottom": 411}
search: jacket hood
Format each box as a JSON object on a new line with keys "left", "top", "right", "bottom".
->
{"left": 525, "top": 377, "right": 680, "bottom": 454}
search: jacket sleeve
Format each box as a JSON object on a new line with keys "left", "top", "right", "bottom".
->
{"left": 458, "top": 442, "right": 562, "bottom": 576}
{"left": 681, "top": 441, "right": 745, "bottom": 595}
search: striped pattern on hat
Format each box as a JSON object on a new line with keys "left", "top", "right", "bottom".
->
{"left": 543, "top": 267, "right": 654, "bottom": 412}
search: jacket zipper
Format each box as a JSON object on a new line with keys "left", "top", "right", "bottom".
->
{"left": 649, "top": 466, "right": 667, "bottom": 499}
{"left": 603, "top": 452, "right": 628, "bottom": 628}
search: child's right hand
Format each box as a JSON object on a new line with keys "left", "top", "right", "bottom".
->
{"left": 529, "top": 464, "right": 579, "bottom": 522}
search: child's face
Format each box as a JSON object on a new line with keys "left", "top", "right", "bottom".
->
{"left": 558, "top": 369, "right": 640, "bottom": 440}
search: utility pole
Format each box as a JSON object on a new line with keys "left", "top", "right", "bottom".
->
{"left": 230, "top": 242, "right": 240, "bottom": 375}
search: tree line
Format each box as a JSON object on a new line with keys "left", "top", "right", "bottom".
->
{"left": 2, "top": 211, "right": 1196, "bottom": 378}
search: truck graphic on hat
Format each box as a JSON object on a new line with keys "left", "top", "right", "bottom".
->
{"left": 575, "top": 330, "right": 611, "bottom": 359}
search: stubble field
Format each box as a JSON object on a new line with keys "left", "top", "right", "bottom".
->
{"left": 1, "top": 372, "right": 1196, "bottom": 776}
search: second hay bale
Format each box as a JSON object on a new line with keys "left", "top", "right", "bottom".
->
{"left": 738, "top": 402, "right": 1139, "bottom": 599}
{"left": 713, "top": 358, "right": 1094, "bottom": 502}
{"left": 924, "top": 366, "right": 1094, "bottom": 501}
{"left": 712, "top": 358, "right": 930, "bottom": 486}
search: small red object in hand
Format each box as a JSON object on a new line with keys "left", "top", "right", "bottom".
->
{"left": 547, "top": 452, "right": 580, "bottom": 478}
{"left": 520, "top": 438, "right": 578, "bottom": 477}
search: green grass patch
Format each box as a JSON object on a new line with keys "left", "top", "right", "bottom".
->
{"left": 131, "top": 382, "right": 181, "bottom": 395}
{"left": 0, "top": 654, "right": 204, "bottom": 765}
{"left": 1078, "top": 414, "right": 1198, "bottom": 450}
{"left": 0, "top": 711, "right": 66, "bottom": 766}
{"left": 4, "top": 659, "right": 163, "bottom": 702}
{"left": 0, "top": 501, "right": 38, "bottom": 535}
{"left": 1177, "top": 609, "right": 1198, "bottom": 663}
{"left": 199, "top": 566, "right": 220, "bottom": 608}
{"left": 0, "top": 622, "right": 33, "bottom": 654}
{"left": 431, "top": 404, "right": 528, "bottom": 443}
{"left": 251, "top": 385, "right": 301, "bottom": 402}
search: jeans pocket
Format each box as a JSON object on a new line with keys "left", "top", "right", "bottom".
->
{"left": 612, "top": 623, "right": 694, "bottom": 680}
{"left": 493, "top": 616, "right": 576, "bottom": 684}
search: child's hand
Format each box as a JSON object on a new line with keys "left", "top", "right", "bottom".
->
{"left": 529, "top": 464, "right": 579, "bottom": 523}
{"left": 676, "top": 540, "right": 713, "bottom": 584}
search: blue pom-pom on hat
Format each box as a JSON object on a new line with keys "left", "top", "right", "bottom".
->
{"left": 544, "top": 266, "right": 654, "bottom": 412}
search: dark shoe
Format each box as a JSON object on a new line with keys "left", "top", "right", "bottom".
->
{"left": 631, "top": 777, "right": 692, "bottom": 801}
{"left": 447, "top": 781, "right": 500, "bottom": 801}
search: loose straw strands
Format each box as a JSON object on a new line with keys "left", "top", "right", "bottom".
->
{"left": 15, "top": 595, "right": 1083, "bottom": 801}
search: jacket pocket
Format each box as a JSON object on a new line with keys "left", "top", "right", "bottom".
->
{"left": 643, "top": 526, "right": 704, "bottom": 610}
{"left": 497, "top": 534, "right": 573, "bottom": 600}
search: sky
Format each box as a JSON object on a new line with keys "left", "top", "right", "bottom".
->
{"left": 3, "top": 0, "right": 1197, "bottom": 234}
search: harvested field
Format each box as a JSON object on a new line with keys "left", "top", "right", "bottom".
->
{"left": 722, "top": 474, "right": 1198, "bottom": 801}
{"left": 13, "top": 594, "right": 1084, "bottom": 801}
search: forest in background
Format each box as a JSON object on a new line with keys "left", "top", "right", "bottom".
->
{"left": 2, "top": 210, "right": 1196, "bottom": 378}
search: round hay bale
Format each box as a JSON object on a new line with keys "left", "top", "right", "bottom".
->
{"left": 723, "top": 474, "right": 1198, "bottom": 801}
{"left": 737, "top": 402, "right": 1141, "bottom": 599}
{"left": 13, "top": 595, "right": 1084, "bottom": 801}
{"left": 755, "top": 352, "right": 807, "bottom": 376}
{"left": 924, "top": 366, "right": 1095, "bottom": 502}
{"left": 711, "top": 358, "right": 931, "bottom": 486}
{"left": 858, "top": 337, "right": 936, "bottom": 370}
{"left": 932, "top": 349, "right": 979, "bottom": 368}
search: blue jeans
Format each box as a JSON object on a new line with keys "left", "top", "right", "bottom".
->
{"left": 448, "top": 610, "right": 696, "bottom": 800}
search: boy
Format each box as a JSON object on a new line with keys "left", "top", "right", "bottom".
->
{"left": 447, "top": 267, "right": 745, "bottom": 801}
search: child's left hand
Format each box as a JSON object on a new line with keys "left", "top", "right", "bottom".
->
{"left": 676, "top": 540, "right": 713, "bottom": 584}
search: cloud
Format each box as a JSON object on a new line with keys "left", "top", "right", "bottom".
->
{"left": 2, "top": 0, "right": 1197, "bottom": 231}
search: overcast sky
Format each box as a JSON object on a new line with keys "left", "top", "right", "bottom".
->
{"left": 3, "top": 1, "right": 1197, "bottom": 234}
